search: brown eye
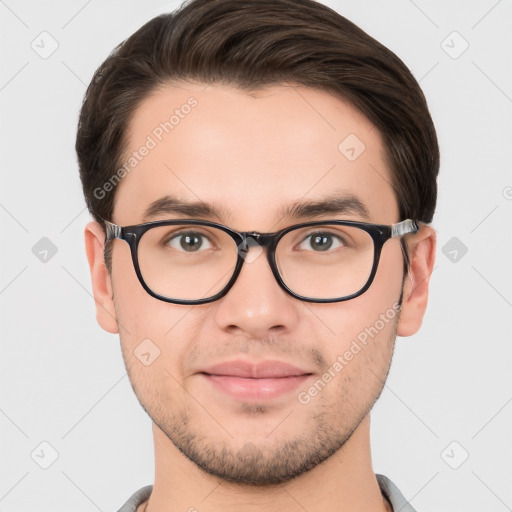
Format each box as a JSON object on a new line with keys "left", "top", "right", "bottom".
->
{"left": 298, "top": 232, "right": 345, "bottom": 252}
{"left": 165, "top": 232, "right": 213, "bottom": 252}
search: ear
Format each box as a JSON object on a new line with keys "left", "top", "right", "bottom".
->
{"left": 84, "top": 221, "right": 119, "bottom": 334}
{"left": 397, "top": 224, "right": 436, "bottom": 337}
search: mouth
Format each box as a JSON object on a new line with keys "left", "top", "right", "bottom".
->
{"left": 198, "top": 359, "right": 314, "bottom": 401}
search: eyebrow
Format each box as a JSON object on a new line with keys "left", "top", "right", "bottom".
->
{"left": 142, "top": 195, "right": 229, "bottom": 222}
{"left": 142, "top": 192, "right": 370, "bottom": 223}
{"left": 278, "top": 193, "right": 370, "bottom": 221}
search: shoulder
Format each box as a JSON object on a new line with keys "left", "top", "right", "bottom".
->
{"left": 376, "top": 474, "right": 418, "bottom": 512}
{"left": 116, "top": 485, "right": 153, "bottom": 512}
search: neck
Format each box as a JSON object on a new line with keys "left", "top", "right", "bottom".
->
{"left": 141, "top": 415, "right": 392, "bottom": 512}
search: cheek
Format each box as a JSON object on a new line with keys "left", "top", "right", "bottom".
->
{"left": 296, "top": 306, "right": 397, "bottom": 418}
{"left": 110, "top": 240, "right": 179, "bottom": 334}
{"left": 311, "top": 242, "right": 403, "bottom": 370}
{"left": 365, "top": 238, "right": 405, "bottom": 309}
{"left": 111, "top": 278, "right": 198, "bottom": 415}
{"left": 315, "top": 299, "right": 399, "bottom": 371}
{"left": 110, "top": 243, "right": 195, "bottom": 372}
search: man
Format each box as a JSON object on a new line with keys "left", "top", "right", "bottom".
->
{"left": 76, "top": 0, "right": 438, "bottom": 510}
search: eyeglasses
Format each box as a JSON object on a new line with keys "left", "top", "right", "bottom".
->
{"left": 103, "top": 218, "right": 418, "bottom": 305}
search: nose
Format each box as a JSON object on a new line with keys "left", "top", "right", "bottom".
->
{"left": 213, "top": 243, "right": 301, "bottom": 339}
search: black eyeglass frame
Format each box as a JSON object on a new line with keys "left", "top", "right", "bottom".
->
{"left": 104, "top": 218, "right": 419, "bottom": 305}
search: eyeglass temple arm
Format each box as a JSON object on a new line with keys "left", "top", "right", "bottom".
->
{"left": 391, "top": 219, "right": 419, "bottom": 237}
{"left": 103, "top": 220, "right": 122, "bottom": 241}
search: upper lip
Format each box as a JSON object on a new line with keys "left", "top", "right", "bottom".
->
{"left": 200, "top": 360, "right": 312, "bottom": 378}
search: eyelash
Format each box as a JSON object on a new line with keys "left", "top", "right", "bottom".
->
{"left": 162, "top": 230, "right": 348, "bottom": 253}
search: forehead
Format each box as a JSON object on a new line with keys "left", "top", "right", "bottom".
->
{"left": 113, "top": 82, "right": 398, "bottom": 227}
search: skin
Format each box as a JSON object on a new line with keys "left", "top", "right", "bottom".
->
{"left": 85, "top": 82, "right": 436, "bottom": 512}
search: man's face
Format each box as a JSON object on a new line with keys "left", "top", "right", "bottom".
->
{"left": 94, "top": 82, "right": 415, "bottom": 485}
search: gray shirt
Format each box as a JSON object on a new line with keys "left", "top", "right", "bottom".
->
{"left": 116, "top": 474, "right": 417, "bottom": 511}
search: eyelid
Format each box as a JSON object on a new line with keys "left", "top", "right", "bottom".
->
{"left": 295, "top": 230, "right": 346, "bottom": 250}
{"left": 162, "top": 227, "right": 221, "bottom": 251}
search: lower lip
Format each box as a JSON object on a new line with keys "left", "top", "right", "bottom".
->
{"left": 201, "top": 373, "right": 312, "bottom": 401}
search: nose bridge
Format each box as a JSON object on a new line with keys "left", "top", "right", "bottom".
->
{"left": 241, "top": 231, "right": 275, "bottom": 247}
{"left": 234, "top": 230, "right": 280, "bottom": 289}
{"left": 236, "top": 231, "right": 276, "bottom": 258}
{"left": 214, "top": 229, "right": 299, "bottom": 336}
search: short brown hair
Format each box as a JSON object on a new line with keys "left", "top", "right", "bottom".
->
{"left": 76, "top": 0, "right": 439, "bottom": 270}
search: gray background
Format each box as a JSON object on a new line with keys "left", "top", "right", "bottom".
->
{"left": 1, "top": 0, "right": 511, "bottom": 510}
